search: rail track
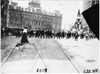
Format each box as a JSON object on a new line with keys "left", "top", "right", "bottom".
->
{"left": 1, "top": 39, "right": 47, "bottom": 73}
{"left": 54, "top": 40, "right": 85, "bottom": 73}
{"left": 1, "top": 38, "right": 85, "bottom": 73}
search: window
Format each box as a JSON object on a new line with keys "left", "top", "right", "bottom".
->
{"left": 92, "top": 1, "right": 95, "bottom": 6}
{"left": 42, "top": 22, "right": 44, "bottom": 26}
{"left": 96, "top": 1, "right": 99, "bottom": 4}
{"left": 36, "top": 21, "right": 37, "bottom": 25}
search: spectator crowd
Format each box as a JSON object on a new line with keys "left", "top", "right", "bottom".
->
{"left": 1, "top": 27, "right": 96, "bottom": 41}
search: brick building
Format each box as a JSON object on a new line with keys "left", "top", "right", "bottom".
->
{"left": 7, "top": 0, "right": 62, "bottom": 31}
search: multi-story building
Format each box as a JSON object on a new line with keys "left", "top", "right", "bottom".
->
{"left": 82, "top": 0, "right": 99, "bottom": 34}
{"left": 1, "top": 0, "right": 9, "bottom": 27}
{"left": 7, "top": 0, "right": 62, "bottom": 31}
{"left": 83, "top": 0, "right": 99, "bottom": 11}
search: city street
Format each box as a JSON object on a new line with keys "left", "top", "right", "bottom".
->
{"left": 56, "top": 38, "right": 99, "bottom": 73}
{"left": 1, "top": 36, "right": 99, "bottom": 73}
{"left": 1, "top": 37, "right": 79, "bottom": 73}
{"left": 1, "top": 0, "right": 99, "bottom": 74}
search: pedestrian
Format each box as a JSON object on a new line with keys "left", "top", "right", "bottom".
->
{"left": 74, "top": 32, "right": 78, "bottom": 41}
{"left": 29, "top": 30, "right": 33, "bottom": 37}
{"left": 21, "top": 27, "right": 29, "bottom": 44}
{"left": 16, "top": 29, "right": 20, "bottom": 38}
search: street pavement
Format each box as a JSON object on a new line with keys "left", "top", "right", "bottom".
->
{"left": 1, "top": 36, "right": 21, "bottom": 52}
{"left": 1, "top": 36, "right": 99, "bottom": 73}
{"left": 1, "top": 37, "right": 79, "bottom": 73}
{"left": 1, "top": 36, "right": 21, "bottom": 62}
{"left": 56, "top": 38, "right": 99, "bottom": 74}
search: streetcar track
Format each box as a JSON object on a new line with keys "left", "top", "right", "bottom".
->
{"left": 1, "top": 46, "right": 16, "bottom": 66}
{"left": 1, "top": 39, "right": 21, "bottom": 54}
{"left": 1, "top": 38, "right": 21, "bottom": 65}
{"left": 1, "top": 39, "right": 47, "bottom": 73}
{"left": 1, "top": 38, "right": 84, "bottom": 73}
{"left": 1, "top": 44, "right": 25, "bottom": 66}
{"left": 29, "top": 39, "right": 48, "bottom": 72}
{"left": 54, "top": 39, "right": 85, "bottom": 74}
{"left": 33, "top": 43, "right": 47, "bottom": 68}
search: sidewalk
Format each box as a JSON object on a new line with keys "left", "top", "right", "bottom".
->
{"left": 56, "top": 38, "right": 99, "bottom": 73}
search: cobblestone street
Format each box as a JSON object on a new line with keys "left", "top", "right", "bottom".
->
{"left": 1, "top": 0, "right": 99, "bottom": 74}
{"left": 1, "top": 37, "right": 79, "bottom": 73}
{"left": 1, "top": 36, "right": 20, "bottom": 52}
{"left": 1, "top": 36, "right": 99, "bottom": 73}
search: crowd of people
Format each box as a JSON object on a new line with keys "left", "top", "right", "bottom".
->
{"left": 1, "top": 27, "right": 96, "bottom": 41}
{"left": 1, "top": 27, "right": 23, "bottom": 38}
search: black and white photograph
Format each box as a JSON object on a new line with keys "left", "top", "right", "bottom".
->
{"left": 1, "top": 0, "right": 99, "bottom": 74}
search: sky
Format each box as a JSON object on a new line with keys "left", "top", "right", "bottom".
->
{"left": 10, "top": 0, "right": 83, "bottom": 30}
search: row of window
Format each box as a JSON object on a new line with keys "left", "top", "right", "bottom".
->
{"left": 9, "top": 19, "right": 50, "bottom": 26}
{"left": 23, "top": 14, "right": 53, "bottom": 20}
{"left": 10, "top": 12, "right": 56, "bottom": 21}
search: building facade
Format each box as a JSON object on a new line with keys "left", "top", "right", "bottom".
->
{"left": 7, "top": 0, "right": 62, "bottom": 31}
{"left": 1, "top": 0, "right": 9, "bottom": 27}
{"left": 81, "top": 0, "right": 99, "bottom": 34}
{"left": 83, "top": 0, "right": 99, "bottom": 11}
